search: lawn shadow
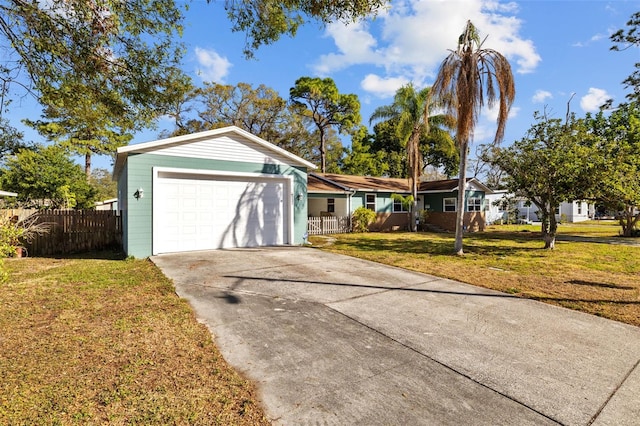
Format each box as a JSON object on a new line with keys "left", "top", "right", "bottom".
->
{"left": 24, "top": 249, "right": 127, "bottom": 260}
{"left": 336, "top": 232, "right": 542, "bottom": 257}
{"left": 567, "top": 279, "right": 636, "bottom": 290}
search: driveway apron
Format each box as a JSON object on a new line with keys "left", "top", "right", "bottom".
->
{"left": 152, "top": 247, "right": 640, "bottom": 426}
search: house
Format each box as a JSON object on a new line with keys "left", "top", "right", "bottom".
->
{"left": 307, "top": 173, "right": 492, "bottom": 232}
{"left": 95, "top": 198, "right": 118, "bottom": 211}
{"left": 113, "top": 126, "right": 316, "bottom": 258}
{"left": 484, "top": 191, "right": 593, "bottom": 224}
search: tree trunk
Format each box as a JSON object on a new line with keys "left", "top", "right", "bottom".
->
{"left": 410, "top": 176, "right": 417, "bottom": 232}
{"left": 619, "top": 206, "right": 639, "bottom": 237}
{"left": 543, "top": 209, "right": 558, "bottom": 249}
{"left": 408, "top": 130, "right": 421, "bottom": 232}
{"left": 319, "top": 128, "right": 326, "bottom": 173}
{"left": 454, "top": 141, "right": 468, "bottom": 255}
{"left": 85, "top": 152, "right": 92, "bottom": 180}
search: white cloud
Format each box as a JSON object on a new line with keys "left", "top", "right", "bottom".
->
{"left": 572, "top": 32, "right": 607, "bottom": 48}
{"left": 472, "top": 105, "right": 519, "bottom": 143}
{"left": 482, "top": 104, "right": 520, "bottom": 122}
{"left": 313, "top": 0, "right": 541, "bottom": 93}
{"left": 532, "top": 90, "right": 552, "bottom": 103}
{"left": 314, "top": 21, "right": 383, "bottom": 75}
{"left": 360, "top": 74, "right": 410, "bottom": 98}
{"left": 580, "top": 88, "right": 610, "bottom": 112}
{"left": 194, "top": 47, "right": 232, "bottom": 83}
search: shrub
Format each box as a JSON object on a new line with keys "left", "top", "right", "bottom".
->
{"left": 352, "top": 206, "right": 376, "bottom": 233}
{"left": 0, "top": 215, "right": 51, "bottom": 257}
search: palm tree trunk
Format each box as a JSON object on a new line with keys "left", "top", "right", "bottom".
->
{"left": 411, "top": 177, "right": 417, "bottom": 232}
{"left": 408, "top": 130, "right": 421, "bottom": 232}
{"left": 454, "top": 141, "right": 468, "bottom": 255}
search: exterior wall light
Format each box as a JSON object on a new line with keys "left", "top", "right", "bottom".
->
{"left": 134, "top": 188, "right": 144, "bottom": 199}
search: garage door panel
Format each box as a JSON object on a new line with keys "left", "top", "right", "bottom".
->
{"left": 154, "top": 175, "right": 287, "bottom": 254}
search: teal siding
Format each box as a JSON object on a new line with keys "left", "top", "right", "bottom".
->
{"left": 423, "top": 190, "right": 485, "bottom": 212}
{"left": 121, "top": 153, "right": 308, "bottom": 258}
{"left": 352, "top": 191, "right": 409, "bottom": 213}
{"left": 117, "top": 163, "right": 129, "bottom": 254}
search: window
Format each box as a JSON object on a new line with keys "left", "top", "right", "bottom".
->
{"left": 577, "top": 202, "right": 582, "bottom": 215}
{"left": 366, "top": 194, "right": 376, "bottom": 211}
{"left": 327, "top": 198, "right": 335, "bottom": 213}
{"left": 393, "top": 197, "right": 408, "bottom": 212}
{"left": 443, "top": 198, "right": 456, "bottom": 212}
{"left": 467, "top": 197, "right": 482, "bottom": 212}
{"left": 555, "top": 206, "right": 560, "bottom": 215}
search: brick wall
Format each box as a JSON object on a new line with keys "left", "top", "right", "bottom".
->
{"left": 427, "top": 212, "right": 485, "bottom": 232}
{"left": 370, "top": 212, "right": 409, "bottom": 231}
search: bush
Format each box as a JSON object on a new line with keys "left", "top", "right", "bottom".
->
{"left": 352, "top": 206, "right": 376, "bottom": 233}
{"left": 0, "top": 216, "right": 51, "bottom": 257}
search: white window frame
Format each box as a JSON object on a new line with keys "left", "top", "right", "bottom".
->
{"left": 327, "top": 198, "right": 335, "bottom": 213}
{"left": 467, "top": 197, "right": 482, "bottom": 212}
{"left": 366, "top": 193, "right": 376, "bottom": 211}
{"left": 443, "top": 198, "right": 457, "bottom": 212}
{"left": 393, "top": 197, "right": 408, "bottom": 213}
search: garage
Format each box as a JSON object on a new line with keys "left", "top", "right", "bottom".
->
{"left": 153, "top": 169, "right": 291, "bottom": 254}
{"left": 113, "top": 126, "right": 315, "bottom": 258}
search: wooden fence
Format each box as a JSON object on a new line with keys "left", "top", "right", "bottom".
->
{"left": 307, "top": 216, "right": 350, "bottom": 235}
{"left": 11, "top": 210, "right": 123, "bottom": 256}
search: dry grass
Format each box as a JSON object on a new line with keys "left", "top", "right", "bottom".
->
{"left": 311, "top": 223, "right": 640, "bottom": 327}
{"left": 0, "top": 253, "right": 269, "bottom": 425}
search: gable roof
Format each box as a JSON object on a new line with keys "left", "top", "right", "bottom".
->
{"left": 308, "top": 173, "right": 493, "bottom": 194}
{"left": 307, "top": 174, "right": 349, "bottom": 193}
{"left": 309, "top": 173, "right": 410, "bottom": 192}
{"left": 113, "top": 126, "right": 317, "bottom": 178}
{"left": 419, "top": 178, "right": 493, "bottom": 194}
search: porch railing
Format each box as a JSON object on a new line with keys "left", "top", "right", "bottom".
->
{"left": 307, "top": 216, "right": 350, "bottom": 235}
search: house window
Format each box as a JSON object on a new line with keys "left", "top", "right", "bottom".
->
{"left": 555, "top": 206, "right": 560, "bottom": 215}
{"left": 467, "top": 197, "right": 482, "bottom": 212}
{"left": 366, "top": 194, "right": 376, "bottom": 211}
{"left": 393, "top": 197, "right": 408, "bottom": 212}
{"left": 443, "top": 198, "right": 456, "bottom": 212}
{"left": 577, "top": 202, "right": 582, "bottom": 215}
{"left": 327, "top": 198, "right": 335, "bottom": 213}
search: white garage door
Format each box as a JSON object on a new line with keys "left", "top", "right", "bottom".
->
{"left": 153, "top": 171, "right": 289, "bottom": 254}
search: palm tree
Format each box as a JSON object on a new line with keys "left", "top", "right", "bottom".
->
{"left": 430, "top": 20, "right": 515, "bottom": 255}
{"left": 370, "top": 84, "right": 455, "bottom": 231}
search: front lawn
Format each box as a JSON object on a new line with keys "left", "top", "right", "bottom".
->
{"left": 311, "top": 226, "right": 640, "bottom": 327}
{"left": 0, "top": 254, "right": 269, "bottom": 425}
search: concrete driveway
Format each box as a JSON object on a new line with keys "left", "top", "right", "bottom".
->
{"left": 152, "top": 247, "right": 640, "bottom": 425}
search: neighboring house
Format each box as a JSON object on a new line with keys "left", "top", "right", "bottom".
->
{"left": 485, "top": 191, "right": 593, "bottom": 224}
{"left": 308, "top": 173, "right": 492, "bottom": 232}
{"left": 95, "top": 198, "right": 118, "bottom": 211}
{"left": 113, "top": 126, "right": 316, "bottom": 258}
{"left": 556, "top": 200, "right": 593, "bottom": 222}
{"left": 0, "top": 190, "right": 17, "bottom": 197}
{"left": 484, "top": 190, "right": 510, "bottom": 224}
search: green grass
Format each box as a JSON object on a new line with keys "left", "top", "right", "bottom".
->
{"left": 0, "top": 253, "right": 269, "bottom": 425}
{"left": 311, "top": 224, "right": 640, "bottom": 327}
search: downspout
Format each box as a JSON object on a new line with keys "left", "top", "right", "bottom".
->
{"left": 347, "top": 189, "right": 356, "bottom": 231}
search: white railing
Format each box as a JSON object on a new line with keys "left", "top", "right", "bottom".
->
{"left": 307, "top": 216, "right": 350, "bottom": 235}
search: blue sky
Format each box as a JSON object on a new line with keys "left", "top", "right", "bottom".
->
{"left": 7, "top": 0, "right": 640, "bottom": 172}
